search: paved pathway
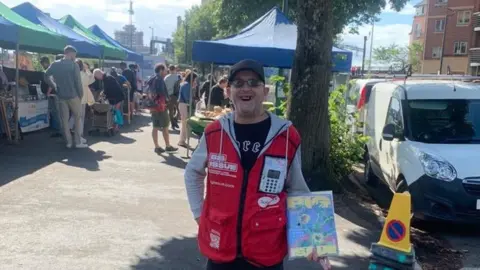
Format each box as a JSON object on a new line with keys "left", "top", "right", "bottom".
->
{"left": 0, "top": 114, "right": 381, "bottom": 270}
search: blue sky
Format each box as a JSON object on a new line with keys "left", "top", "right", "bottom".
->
{"left": 3, "top": 0, "right": 416, "bottom": 66}
{"left": 342, "top": 0, "right": 417, "bottom": 66}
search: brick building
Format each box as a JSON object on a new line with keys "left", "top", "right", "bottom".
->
{"left": 410, "top": 0, "right": 480, "bottom": 74}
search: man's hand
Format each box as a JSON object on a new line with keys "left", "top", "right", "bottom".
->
{"left": 306, "top": 247, "right": 331, "bottom": 270}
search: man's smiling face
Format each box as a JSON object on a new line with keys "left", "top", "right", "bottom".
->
{"left": 228, "top": 70, "right": 268, "bottom": 118}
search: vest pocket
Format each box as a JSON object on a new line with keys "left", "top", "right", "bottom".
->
{"left": 199, "top": 209, "right": 235, "bottom": 256}
{"left": 245, "top": 211, "right": 287, "bottom": 256}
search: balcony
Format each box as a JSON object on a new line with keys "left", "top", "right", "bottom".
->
{"left": 474, "top": 12, "right": 480, "bottom": 31}
{"left": 469, "top": 48, "right": 480, "bottom": 67}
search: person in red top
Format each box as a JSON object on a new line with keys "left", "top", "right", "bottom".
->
{"left": 148, "top": 63, "right": 178, "bottom": 154}
{"left": 184, "top": 59, "right": 331, "bottom": 270}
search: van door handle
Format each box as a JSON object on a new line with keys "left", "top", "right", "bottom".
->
{"left": 379, "top": 139, "right": 382, "bottom": 151}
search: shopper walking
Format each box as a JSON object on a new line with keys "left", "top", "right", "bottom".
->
{"left": 44, "top": 46, "right": 87, "bottom": 149}
{"left": 164, "top": 64, "right": 181, "bottom": 130}
{"left": 68, "top": 59, "right": 95, "bottom": 141}
{"left": 178, "top": 71, "right": 198, "bottom": 148}
{"left": 147, "top": 64, "right": 178, "bottom": 154}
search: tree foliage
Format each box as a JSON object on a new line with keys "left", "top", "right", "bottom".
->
{"left": 408, "top": 41, "right": 424, "bottom": 73}
{"left": 374, "top": 42, "right": 424, "bottom": 72}
{"left": 373, "top": 43, "right": 409, "bottom": 70}
{"left": 172, "top": 0, "right": 220, "bottom": 63}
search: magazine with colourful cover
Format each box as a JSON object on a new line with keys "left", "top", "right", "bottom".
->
{"left": 287, "top": 191, "right": 339, "bottom": 259}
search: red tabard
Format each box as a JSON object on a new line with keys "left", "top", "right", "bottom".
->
{"left": 198, "top": 120, "right": 301, "bottom": 267}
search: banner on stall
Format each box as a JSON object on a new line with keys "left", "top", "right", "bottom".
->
{"left": 18, "top": 100, "right": 49, "bottom": 133}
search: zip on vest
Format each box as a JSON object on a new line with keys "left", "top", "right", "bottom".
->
{"left": 236, "top": 168, "right": 249, "bottom": 258}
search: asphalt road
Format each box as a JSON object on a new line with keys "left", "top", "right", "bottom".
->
{"left": 0, "top": 114, "right": 378, "bottom": 270}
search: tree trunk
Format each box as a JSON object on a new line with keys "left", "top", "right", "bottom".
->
{"left": 288, "top": 0, "right": 336, "bottom": 191}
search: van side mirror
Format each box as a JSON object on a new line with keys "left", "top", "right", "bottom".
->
{"left": 382, "top": 124, "right": 395, "bottom": 141}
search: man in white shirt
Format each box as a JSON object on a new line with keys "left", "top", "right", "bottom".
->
{"left": 163, "top": 65, "right": 180, "bottom": 130}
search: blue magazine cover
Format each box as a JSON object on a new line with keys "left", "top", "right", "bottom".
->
{"left": 287, "top": 191, "right": 339, "bottom": 259}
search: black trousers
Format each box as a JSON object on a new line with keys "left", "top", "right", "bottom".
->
{"left": 206, "top": 259, "right": 284, "bottom": 270}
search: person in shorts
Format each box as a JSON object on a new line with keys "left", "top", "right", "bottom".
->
{"left": 149, "top": 63, "right": 178, "bottom": 154}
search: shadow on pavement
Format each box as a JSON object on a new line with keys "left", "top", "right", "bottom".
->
{"left": 116, "top": 113, "right": 152, "bottom": 134}
{"left": 130, "top": 236, "right": 375, "bottom": 270}
{"left": 58, "top": 149, "right": 112, "bottom": 171}
{"left": 0, "top": 138, "right": 111, "bottom": 186}
{"left": 158, "top": 153, "right": 188, "bottom": 169}
{"left": 0, "top": 112, "right": 150, "bottom": 187}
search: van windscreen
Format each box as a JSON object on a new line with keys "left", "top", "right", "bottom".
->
{"left": 408, "top": 99, "right": 480, "bottom": 144}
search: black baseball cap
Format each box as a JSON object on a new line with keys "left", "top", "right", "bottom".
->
{"left": 228, "top": 59, "right": 265, "bottom": 83}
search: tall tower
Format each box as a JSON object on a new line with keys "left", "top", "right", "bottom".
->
{"left": 128, "top": 0, "right": 134, "bottom": 49}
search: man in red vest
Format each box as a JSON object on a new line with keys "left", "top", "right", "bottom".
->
{"left": 185, "top": 59, "right": 331, "bottom": 270}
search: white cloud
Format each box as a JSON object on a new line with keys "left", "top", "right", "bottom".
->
{"left": 383, "top": 2, "right": 416, "bottom": 15}
{"left": 341, "top": 23, "right": 412, "bottom": 66}
{"left": 36, "top": 0, "right": 108, "bottom": 10}
{"left": 133, "top": 0, "right": 200, "bottom": 9}
{"left": 106, "top": 11, "right": 130, "bottom": 23}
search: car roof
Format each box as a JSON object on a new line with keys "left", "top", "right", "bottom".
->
{"left": 375, "top": 80, "right": 480, "bottom": 100}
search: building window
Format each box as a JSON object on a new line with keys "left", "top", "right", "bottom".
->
{"left": 435, "top": 19, "right": 445, "bottom": 32}
{"left": 457, "top": 11, "right": 471, "bottom": 26}
{"left": 436, "top": 0, "right": 447, "bottom": 4}
{"left": 432, "top": 47, "right": 442, "bottom": 58}
{"left": 416, "top": 6, "right": 425, "bottom": 16}
{"left": 454, "top": 41, "right": 468, "bottom": 55}
{"left": 415, "top": 24, "right": 422, "bottom": 38}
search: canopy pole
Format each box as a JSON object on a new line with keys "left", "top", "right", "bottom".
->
{"left": 186, "top": 62, "right": 195, "bottom": 158}
{"left": 14, "top": 43, "right": 20, "bottom": 143}
{"left": 274, "top": 68, "right": 282, "bottom": 115}
{"left": 206, "top": 63, "right": 214, "bottom": 110}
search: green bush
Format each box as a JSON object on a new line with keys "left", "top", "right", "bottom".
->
{"left": 328, "top": 84, "right": 368, "bottom": 181}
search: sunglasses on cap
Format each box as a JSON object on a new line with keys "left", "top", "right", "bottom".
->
{"left": 230, "top": 79, "right": 264, "bottom": 88}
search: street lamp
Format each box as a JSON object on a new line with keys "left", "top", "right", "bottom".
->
{"left": 149, "top": 26, "right": 154, "bottom": 41}
{"left": 439, "top": 8, "right": 455, "bottom": 74}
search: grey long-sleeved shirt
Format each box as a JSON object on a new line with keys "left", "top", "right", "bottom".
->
{"left": 44, "top": 58, "right": 83, "bottom": 101}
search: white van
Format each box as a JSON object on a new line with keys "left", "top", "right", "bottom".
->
{"left": 346, "top": 79, "right": 386, "bottom": 133}
{"left": 364, "top": 79, "right": 480, "bottom": 223}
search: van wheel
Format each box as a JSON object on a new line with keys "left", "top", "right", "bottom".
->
{"left": 364, "top": 154, "right": 379, "bottom": 186}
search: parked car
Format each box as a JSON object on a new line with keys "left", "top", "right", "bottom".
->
{"left": 364, "top": 79, "right": 480, "bottom": 223}
{"left": 346, "top": 78, "right": 386, "bottom": 133}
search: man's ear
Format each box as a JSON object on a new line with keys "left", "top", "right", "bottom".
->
{"left": 264, "top": 86, "right": 270, "bottom": 96}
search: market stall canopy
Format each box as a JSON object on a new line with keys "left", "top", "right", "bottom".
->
{"left": 0, "top": 1, "right": 66, "bottom": 54}
{"left": 88, "top": 24, "right": 143, "bottom": 63}
{"left": 59, "top": 15, "right": 125, "bottom": 60}
{"left": 192, "top": 7, "right": 352, "bottom": 72}
{"left": 12, "top": 2, "right": 102, "bottom": 58}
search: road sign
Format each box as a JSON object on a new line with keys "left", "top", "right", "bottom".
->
{"left": 386, "top": 220, "right": 406, "bottom": 242}
{"left": 378, "top": 193, "right": 412, "bottom": 253}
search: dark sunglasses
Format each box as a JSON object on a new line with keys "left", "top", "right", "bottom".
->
{"left": 230, "top": 79, "right": 263, "bottom": 88}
